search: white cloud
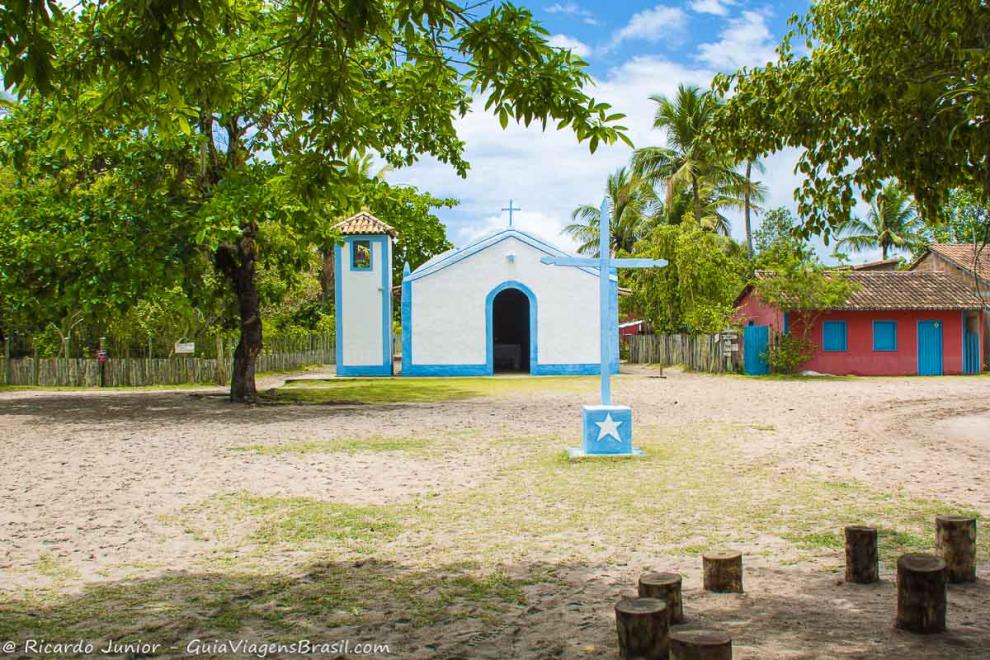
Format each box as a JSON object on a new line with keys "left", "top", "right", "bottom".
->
{"left": 610, "top": 5, "right": 688, "bottom": 49}
{"left": 688, "top": 0, "right": 735, "bottom": 16}
{"left": 544, "top": 2, "right": 599, "bottom": 25}
{"left": 696, "top": 10, "right": 778, "bottom": 70}
{"left": 385, "top": 57, "right": 714, "bottom": 250}
{"left": 547, "top": 34, "right": 591, "bottom": 59}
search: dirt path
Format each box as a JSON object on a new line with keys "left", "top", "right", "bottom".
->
{"left": 1, "top": 369, "right": 988, "bottom": 658}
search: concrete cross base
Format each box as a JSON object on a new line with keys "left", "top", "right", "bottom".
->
{"left": 573, "top": 404, "right": 641, "bottom": 457}
{"left": 567, "top": 446, "right": 644, "bottom": 460}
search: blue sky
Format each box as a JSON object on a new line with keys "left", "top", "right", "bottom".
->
{"left": 388, "top": 0, "right": 840, "bottom": 258}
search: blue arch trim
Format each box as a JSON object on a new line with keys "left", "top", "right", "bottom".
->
{"left": 485, "top": 280, "right": 539, "bottom": 374}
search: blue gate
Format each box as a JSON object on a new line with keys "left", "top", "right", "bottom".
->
{"left": 964, "top": 330, "right": 980, "bottom": 374}
{"left": 744, "top": 324, "right": 770, "bottom": 375}
{"left": 917, "top": 320, "right": 943, "bottom": 376}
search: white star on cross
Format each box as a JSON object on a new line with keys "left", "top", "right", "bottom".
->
{"left": 595, "top": 413, "right": 622, "bottom": 442}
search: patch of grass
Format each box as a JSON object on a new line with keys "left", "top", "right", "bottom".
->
{"left": 403, "top": 424, "right": 987, "bottom": 569}
{"left": 35, "top": 553, "right": 80, "bottom": 582}
{"left": 231, "top": 436, "right": 432, "bottom": 456}
{"left": 266, "top": 375, "right": 596, "bottom": 405}
{"left": 783, "top": 531, "right": 844, "bottom": 550}
{"left": 189, "top": 493, "right": 401, "bottom": 553}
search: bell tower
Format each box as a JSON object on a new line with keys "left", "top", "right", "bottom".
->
{"left": 332, "top": 212, "right": 396, "bottom": 376}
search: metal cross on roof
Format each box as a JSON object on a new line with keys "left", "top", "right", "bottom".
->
{"left": 501, "top": 199, "right": 521, "bottom": 227}
{"left": 541, "top": 198, "right": 667, "bottom": 406}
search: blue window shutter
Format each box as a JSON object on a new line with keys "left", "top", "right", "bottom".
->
{"left": 783, "top": 312, "right": 790, "bottom": 335}
{"left": 873, "top": 321, "right": 897, "bottom": 352}
{"left": 823, "top": 321, "right": 848, "bottom": 352}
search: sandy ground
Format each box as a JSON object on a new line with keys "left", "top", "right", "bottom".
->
{"left": 1, "top": 368, "right": 989, "bottom": 658}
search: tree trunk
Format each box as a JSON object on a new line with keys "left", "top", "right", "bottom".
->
{"left": 615, "top": 597, "right": 669, "bottom": 660}
{"left": 881, "top": 243, "right": 888, "bottom": 260}
{"left": 218, "top": 223, "right": 263, "bottom": 403}
{"left": 703, "top": 551, "right": 743, "bottom": 593}
{"left": 896, "top": 553, "right": 947, "bottom": 634}
{"left": 638, "top": 572, "right": 684, "bottom": 624}
{"left": 691, "top": 173, "right": 702, "bottom": 226}
{"left": 844, "top": 525, "right": 879, "bottom": 584}
{"left": 744, "top": 160, "right": 753, "bottom": 257}
{"left": 319, "top": 247, "right": 334, "bottom": 309}
{"left": 935, "top": 516, "right": 977, "bottom": 583}
{"left": 669, "top": 630, "right": 732, "bottom": 660}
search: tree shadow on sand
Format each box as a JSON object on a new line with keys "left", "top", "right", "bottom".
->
{"left": 3, "top": 558, "right": 989, "bottom": 659}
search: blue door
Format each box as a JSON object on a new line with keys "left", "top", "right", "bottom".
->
{"left": 744, "top": 325, "right": 770, "bottom": 375}
{"left": 917, "top": 320, "right": 943, "bottom": 376}
{"left": 964, "top": 330, "right": 980, "bottom": 374}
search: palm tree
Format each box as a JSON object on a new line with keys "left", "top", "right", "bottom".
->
{"left": 837, "top": 183, "right": 925, "bottom": 260}
{"left": 565, "top": 167, "right": 659, "bottom": 256}
{"left": 742, "top": 158, "right": 766, "bottom": 256}
{"left": 632, "top": 84, "right": 744, "bottom": 224}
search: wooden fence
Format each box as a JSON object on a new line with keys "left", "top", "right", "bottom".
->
{"left": 627, "top": 333, "right": 742, "bottom": 374}
{"left": 0, "top": 339, "right": 334, "bottom": 387}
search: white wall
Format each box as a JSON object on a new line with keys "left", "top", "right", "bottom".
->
{"left": 340, "top": 239, "right": 387, "bottom": 366}
{"left": 409, "top": 236, "right": 601, "bottom": 365}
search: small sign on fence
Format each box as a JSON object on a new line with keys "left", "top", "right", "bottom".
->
{"left": 720, "top": 332, "right": 739, "bottom": 356}
{"left": 174, "top": 342, "right": 196, "bottom": 354}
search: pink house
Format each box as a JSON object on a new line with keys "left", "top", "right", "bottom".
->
{"left": 735, "top": 272, "right": 985, "bottom": 376}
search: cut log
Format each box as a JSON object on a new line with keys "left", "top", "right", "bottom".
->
{"left": 895, "top": 553, "right": 947, "bottom": 634}
{"left": 669, "top": 630, "right": 732, "bottom": 660}
{"left": 935, "top": 515, "right": 977, "bottom": 583}
{"left": 702, "top": 552, "right": 743, "bottom": 593}
{"left": 844, "top": 526, "right": 879, "bottom": 584}
{"left": 639, "top": 572, "right": 684, "bottom": 624}
{"left": 615, "top": 597, "right": 669, "bottom": 660}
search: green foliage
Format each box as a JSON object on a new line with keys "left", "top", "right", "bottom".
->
{"left": 632, "top": 84, "right": 762, "bottom": 235}
{"left": 714, "top": 1, "right": 990, "bottom": 237}
{"left": 931, "top": 189, "right": 990, "bottom": 246}
{"left": 565, "top": 167, "right": 659, "bottom": 256}
{"left": 765, "top": 333, "right": 817, "bottom": 374}
{"left": 755, "top": 252, "right": 857, "bottom": 317}
{"left": 753, "top": 207, "right": 813, "bottom": 264}
{"left": 836, "top": 183, "right": 925, "bottom": 260}
{"left": 628, "top": 223, "right": 749, "bottom": 333}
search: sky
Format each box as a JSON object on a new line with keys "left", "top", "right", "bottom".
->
{"left": 386, "top": 0, "right": 842, "bottom": 258}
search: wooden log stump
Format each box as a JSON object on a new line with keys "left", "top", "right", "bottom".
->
{"left": 935, "top": 515, "right": 977, "bottom": 583}
{"left": 702, "top": 552, "right": 743, "bottom": 593}
{"left": 844, "top": 526, "right": 879, "bottom": 584}
{"left": 615, "top": 597, "right": 669, "bottom": 660}
{"left": 669, "top": 630, "right": 732, "bottom": 660}
{"left": 639, "top": 572, "right": 684, "bottom": 624}
{"left": 896, "top": 553, "right": 947, "bottom": 634}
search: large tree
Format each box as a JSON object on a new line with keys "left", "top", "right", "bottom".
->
{"left": 713, "top": 0, "right": 990, "bottom": 237}
{"left": 1, "top": 1, "right": 628, "bottom": 402}
{"left": 565, "top": 167, "right": 658, "bottom": 256}
{"left": 836, "top": 183, "right": 924, "bottom": 260}
{"left": 632, "top": 84, "right": 749, "bottom": 230}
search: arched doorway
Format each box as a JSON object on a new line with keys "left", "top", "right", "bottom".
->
{"left": 491, "top": 287, "right": 531, "bottom": 373}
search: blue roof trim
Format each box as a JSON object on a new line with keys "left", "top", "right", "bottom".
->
{"left": 406, "top": 228, "right": 615, "bottom": 282}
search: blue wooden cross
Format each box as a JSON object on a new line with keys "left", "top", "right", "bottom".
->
{"left": 541, "top": 198, "right": 666, "bottom": 457}
{"left": 501, "top": 199, "right": 521, "bottom": 227}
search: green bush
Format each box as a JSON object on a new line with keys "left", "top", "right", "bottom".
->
{"left": 764, "top": 334, "right": 817, "bottom": 374}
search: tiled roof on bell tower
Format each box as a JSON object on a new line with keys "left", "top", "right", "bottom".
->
{"left": 332, "top": 211, "right": 397, "bottom": 238}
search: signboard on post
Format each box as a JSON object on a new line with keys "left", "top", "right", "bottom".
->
{"left": 721, "top": 332, "right": 739, "bottom": 357}
{"left": 174, "top": 342, "right": 196, "bottom": 355}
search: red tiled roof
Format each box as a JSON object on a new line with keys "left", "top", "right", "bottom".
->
{"left": 835, "top": 272, "right": 983, "bottom": 311}
{"left": 744, "top": 271, "right": 984, "bottom": 311}
{"left": 927, "top": 244, "right": 990, "bottom": 281}
{"left": 332, "top": 211, "right": 397, "bottom": 238}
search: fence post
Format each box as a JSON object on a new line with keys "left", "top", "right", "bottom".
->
{"left": 3, "top": 333, "right": 11, "bottom": 385}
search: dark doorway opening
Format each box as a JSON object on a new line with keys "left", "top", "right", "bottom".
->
{"left": 492, "top": 288, "right": 531, "bottom": 373}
